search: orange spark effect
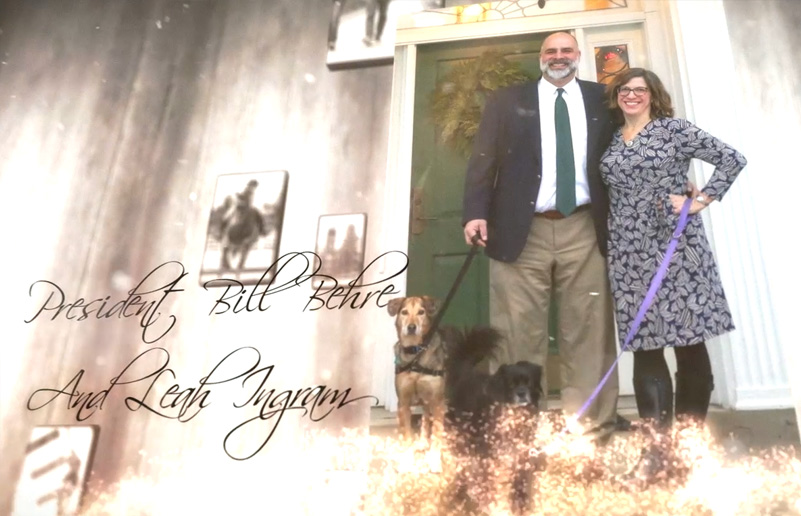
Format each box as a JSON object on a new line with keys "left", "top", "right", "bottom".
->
{"left": 77, "top": 414, "right": 801, "bottom": 516}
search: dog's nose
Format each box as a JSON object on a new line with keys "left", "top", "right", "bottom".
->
{"left": 407, "top": 324, "right": 417, "bottom": 334}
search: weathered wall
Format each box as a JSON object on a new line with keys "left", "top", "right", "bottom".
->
{"left": 722, "top": 0, "right": 801, "bottom": 429}
{"left": 0, "top": 0, "right": 392, "bottom": 512}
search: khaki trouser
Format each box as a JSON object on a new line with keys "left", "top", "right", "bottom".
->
{"left": 489, "top": 208, "right": 619, "bottom": 435}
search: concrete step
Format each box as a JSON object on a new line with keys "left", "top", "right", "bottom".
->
{"left": 370, "top": 396, "right": 800, "bottom": 450}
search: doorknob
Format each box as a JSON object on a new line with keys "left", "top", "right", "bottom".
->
{"left": 411, "top": 187, "right": 438, "bottom": 235}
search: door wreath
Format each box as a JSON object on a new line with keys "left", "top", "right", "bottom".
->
{"left": 429, "top": 50, "right": 534, "bottom": 158}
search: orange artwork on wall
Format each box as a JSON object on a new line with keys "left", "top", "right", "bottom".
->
{"left": 585, "top": 0, "right": 628, "bottom": 9}
{"left": 595, "top": 44, "right": 630, "bottom": 85}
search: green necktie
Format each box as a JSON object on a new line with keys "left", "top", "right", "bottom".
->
{"left": 555, "top": 88, "right": 576, "bottom": 216}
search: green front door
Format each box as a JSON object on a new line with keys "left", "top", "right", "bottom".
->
{"left": 406, "top": 33, "right": 545, "bottom": 325}
{"left": 406, "top": 33, "right": 564, "bottom": 392}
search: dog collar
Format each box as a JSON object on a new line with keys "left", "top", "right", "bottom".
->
{"left": 401, "top": 345, "right": 425, "bottom": 355}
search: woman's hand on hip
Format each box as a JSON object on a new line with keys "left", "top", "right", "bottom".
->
{"left": 670, "top": 194, "right": 707, "bottom": 215}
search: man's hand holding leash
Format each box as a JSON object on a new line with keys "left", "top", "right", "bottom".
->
{"left": 464, "top": 219, "right": 487, "bottom": 247}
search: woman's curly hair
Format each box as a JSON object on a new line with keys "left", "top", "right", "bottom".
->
{"left": 605, "top": 67, "right": 675, "bottom": 125}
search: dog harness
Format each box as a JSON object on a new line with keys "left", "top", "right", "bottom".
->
{"left": 394, "top": 337, "right": 445, "bottom": 377}
{"left": 395, "top": 364, "right": 445, "bottom": 376}
{"left": 395, "top": 361, "right": 444, "bottom": 377}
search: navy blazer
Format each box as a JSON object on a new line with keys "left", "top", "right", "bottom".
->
{"left": 462, "top": 79, "right": 615, "bottom": 262}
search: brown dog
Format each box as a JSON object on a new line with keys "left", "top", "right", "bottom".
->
{"left": 388, "top": 296, "right": 447, "bottom": 443}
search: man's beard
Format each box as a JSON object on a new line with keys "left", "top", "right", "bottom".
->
{"left": 540, "top": 58, "right": 578, "bottom": 80}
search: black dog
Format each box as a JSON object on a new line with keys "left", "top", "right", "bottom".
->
{"left": 443, "top": 327, "right": 544, "bottom": 515}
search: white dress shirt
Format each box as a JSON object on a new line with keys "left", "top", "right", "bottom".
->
{"left": 535, "top": 78, "right": 590, "bottom": 212}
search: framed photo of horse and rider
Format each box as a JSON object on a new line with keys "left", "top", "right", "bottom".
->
{"left": 201, "top": 171, "right": 289, "bottom": 286}
{"left": 201, "top": 172, "right": 368, "bottom": 290}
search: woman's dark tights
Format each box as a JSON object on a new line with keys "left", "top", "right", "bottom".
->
{"left": 633, "top": 343, "right": 711, "bottom": 385}
{"left": 633, "top": 342, "right": 713, "bottom": 424}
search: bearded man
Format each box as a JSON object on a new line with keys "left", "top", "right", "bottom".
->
{"left": 461, "top": 32, "right": 620, "bottom": 443}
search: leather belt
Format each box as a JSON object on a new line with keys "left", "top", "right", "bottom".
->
{"left": 534, "top": 203, "right": 591, "bottom": 220}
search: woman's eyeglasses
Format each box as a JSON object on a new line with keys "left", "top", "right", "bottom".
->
{"left": 618, "top": 86, "right": 649, "bottom": 97}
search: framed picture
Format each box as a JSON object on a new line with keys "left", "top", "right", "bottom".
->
{"left": 201, "top": 171, "right": 289, "bottom": 286}
{"left": 326, "top": 0, "right": 445, "bottom": 70}
{"left": 313, "top": 213, "right": 368, "bottom": 289}
{"left": 594, "top": 43, "right": 631, "bottom": 85}
{"left": 11, "top": 426, "right": 99, "bottom": 516}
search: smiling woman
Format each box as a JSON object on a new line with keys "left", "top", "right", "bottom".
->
{"left": 600, "top": 66, "right": 748, "bottom": 484}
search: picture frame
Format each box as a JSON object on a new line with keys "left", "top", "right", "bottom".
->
{"left": 312, "top": 213, "right": 368, "bottom": 289}
{"left": 11, "top": 425, "right": 99, "bottom": 516}
{"left": 200, "top": 170, "right": 289, "bottom": 286}
{"left": 594, "top": 43, "right": 632, "bottom": 85}
{"left": 326, "top": 0, "right": 445, "bottom": 70}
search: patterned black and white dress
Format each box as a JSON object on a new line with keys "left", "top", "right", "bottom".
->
{"left": 599, "top": 117, "right": 747, "bottom": 351}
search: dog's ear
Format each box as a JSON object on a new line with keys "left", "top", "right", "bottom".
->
{"left": 387, "top": 297, "right": 405, "bottom": 317}
{"left": 487, "top": 365, "right": 509, "bottom": 402}
{"left": 421, "top": 296, "right": 440, "bottom": 316}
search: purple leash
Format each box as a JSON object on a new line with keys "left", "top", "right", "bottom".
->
{"left": 544, "top": 197, "right": 694, "bottom": 445}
